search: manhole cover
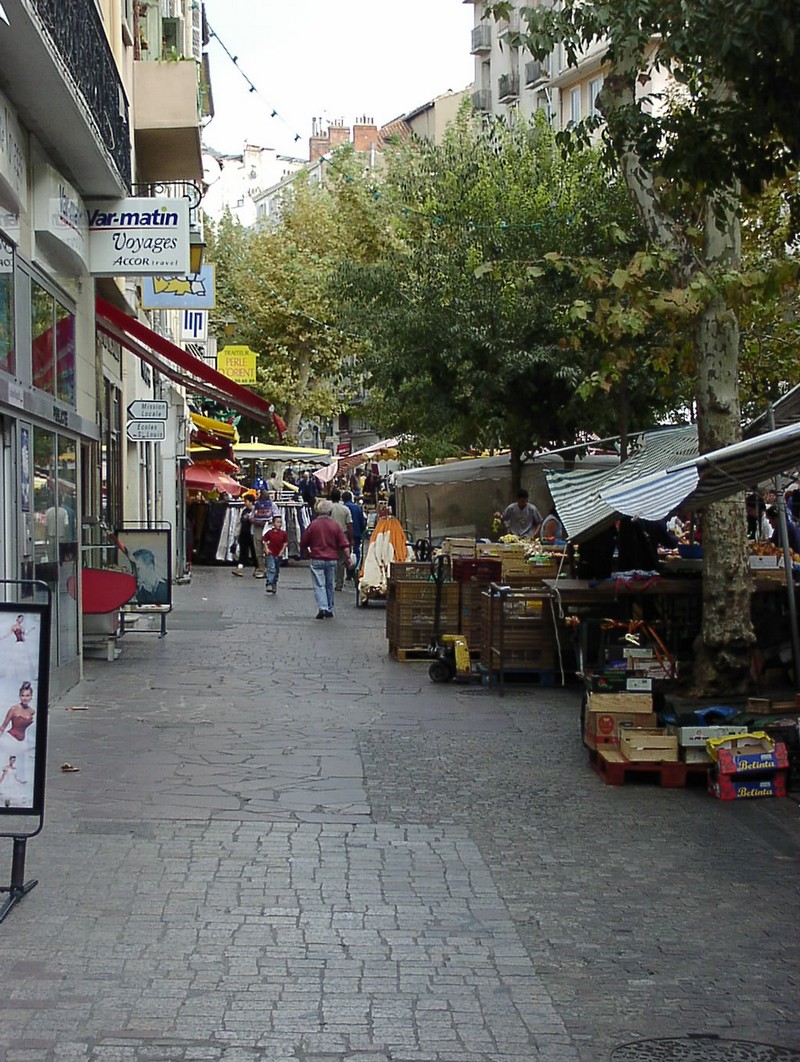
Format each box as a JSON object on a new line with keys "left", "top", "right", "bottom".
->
{"left": 612, "top": 1038, "right": 800, "bottom": 1061}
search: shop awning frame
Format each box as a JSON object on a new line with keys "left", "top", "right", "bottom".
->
{"left": 96, "top": 296, "right": 279, "bottom": 429}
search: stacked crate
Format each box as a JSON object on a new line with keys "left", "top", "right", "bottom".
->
{"left": 481, "top": 589, "right": 557, "bottom": 672}
{"left": 386, "top": 570, "right": 459, "bottom": 656}
{"left": 452, "top": 557, "right": 503, "bottom": 653}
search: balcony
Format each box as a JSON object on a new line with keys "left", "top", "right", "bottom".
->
{"left": 133, "top": 60, "right": 203, "bottom": 183}
{"left": 498, "top": 72, "right": 520, "bottom": 102}
{"left": 0, "top": 0, "right": 131, "bottom": 196}
{"left": 525, "top": 59, "right": 550, "bottom": 86}
{"left": 471, "top": 25, "right": 491, "bottom": 54}
{"left": 472, "top": 89, "right": 492, "bottom": 113}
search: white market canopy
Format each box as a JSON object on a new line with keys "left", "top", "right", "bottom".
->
{"left": 234, "top": 443, "right": 332, "bottom": 464}
{"left": 315, "top": 437, "right": 401, "bottom": 484}
{"left": 546, "top": 422, "right": 800, "bottom": 543}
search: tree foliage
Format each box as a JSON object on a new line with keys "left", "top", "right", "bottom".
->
{"left": 334, "top": 112, "right": 654, "bottom": 468}
{"left": 206, "top": 149, "right": 387, "bottom": 439}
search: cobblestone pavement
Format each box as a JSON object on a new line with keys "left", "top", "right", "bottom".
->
{"left": 1, "top": 564, "right": 799, "bottom": 1062}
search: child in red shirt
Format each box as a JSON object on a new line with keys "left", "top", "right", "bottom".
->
{"left": 262, "top": 515, "right": 289, "bottom": 594}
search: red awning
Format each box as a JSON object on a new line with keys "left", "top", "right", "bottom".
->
{"left": 96, "top": 296, "right": 278, "bottom": 429}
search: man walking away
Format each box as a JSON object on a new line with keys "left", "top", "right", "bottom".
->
{"left": 329, "top": 487, "right": 354, "bottom": 591}
{"left": 342, "top": 490, "right": 366, "bottom": 581}
{"left": 262, "top": 514, "right": 288, "bottom": 594}
{"left": 300, "top": 499, "right": 354, "bottom": 618}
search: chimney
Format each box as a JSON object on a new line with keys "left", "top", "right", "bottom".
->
{"left": 327, "top": 119, "right": 350, "bottom": 148}
{"left": 309, "top": 116, "right": 328, "bottom": 162}
{"left": 352, "top": 115, "right": 377, "bottom": 153}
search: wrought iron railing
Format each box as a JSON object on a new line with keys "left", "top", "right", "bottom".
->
{"left": 31, "top": 0, "right": 132, "bottom": 190}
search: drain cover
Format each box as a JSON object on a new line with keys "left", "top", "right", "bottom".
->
{"left": 611, "top": 1038, "right": 800, "bottom": 1061}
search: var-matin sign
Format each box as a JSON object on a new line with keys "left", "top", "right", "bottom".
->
{"left": 87, "top": 197, "right": 189, "bottom": 276}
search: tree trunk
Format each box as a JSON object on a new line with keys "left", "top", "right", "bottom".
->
{"left": 510, "top": 447, "right": 522, "bottom": 496}
{"left": 689, "top": 198, "right": 755, "bottom": 695}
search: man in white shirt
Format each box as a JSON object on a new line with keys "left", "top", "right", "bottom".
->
{"left": 329, "top": 488, "right": 354, "bottom": 590}
{"left": 499, "top": 490, "right": 543, "bottom": 540}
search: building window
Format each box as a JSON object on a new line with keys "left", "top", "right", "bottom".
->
{"left": 570, "top": 86, "right": 582, "bottom": 125}
{"left": 589, "top": 76, "right": 604, "bottom": 118}
{"left": 0, "top": 231, "right": 13, "bottom": 376}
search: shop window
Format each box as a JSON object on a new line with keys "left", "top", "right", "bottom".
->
{"left": 31, "top": 280, "right": 75, "bottom": 406}
{"left": 55, "top": 302, "right": 76, "bottom": 405}
{"left": 56, "top": 434, "right": 79, "bottom": 666}
{"left": 0, "top": 232, "right": 13, "bottom": 376}
{"left": 31, "top": 280, "right": 55, "bottom": 394}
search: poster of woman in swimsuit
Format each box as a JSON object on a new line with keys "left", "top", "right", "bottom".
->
{"left": 0, "top": 602, "right": 50, "bottom": 815}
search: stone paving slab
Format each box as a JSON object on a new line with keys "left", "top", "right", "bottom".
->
{"left": 0, "top": 564, "right": 798, "bottom": 1061}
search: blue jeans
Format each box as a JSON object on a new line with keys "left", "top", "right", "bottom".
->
{"left": 310, "top": 559, "right": 336, "bottom": 613}
{"left": 266, "top": 554, "right": 280, "bottom": 587}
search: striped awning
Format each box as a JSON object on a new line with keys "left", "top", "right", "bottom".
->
{"left": 547, "top": 422, "right": 800, "bottom": 543}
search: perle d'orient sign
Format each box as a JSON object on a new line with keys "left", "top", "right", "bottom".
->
{"left": 86, "top": 197, "right": 189, "bottom": 276}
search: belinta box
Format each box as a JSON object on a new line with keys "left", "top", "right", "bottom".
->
{"left": 706, "top": 732, "right": 789, "bottom": 776}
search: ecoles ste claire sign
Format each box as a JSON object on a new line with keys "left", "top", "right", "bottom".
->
{"left": 87, "top": 197, "right": 189, "bottom": 276}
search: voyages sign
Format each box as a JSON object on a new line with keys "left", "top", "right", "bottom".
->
{"left": 87, "top": 197, "right": 189, "bottom": 276}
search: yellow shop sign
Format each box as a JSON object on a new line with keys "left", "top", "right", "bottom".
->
{"left": 217, "top": 346, "right": 258, "bottom": 384}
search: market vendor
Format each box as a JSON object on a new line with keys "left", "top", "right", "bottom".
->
{"left": 496, "top": 489, "right": 543, "bottom": 540}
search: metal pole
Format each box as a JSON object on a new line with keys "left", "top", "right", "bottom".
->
{"left": 768, "top": 407, "right": 800, "bottom": 688}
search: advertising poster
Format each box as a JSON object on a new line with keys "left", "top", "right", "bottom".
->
{"left": 0, "top": 603, "right": 48, "bottom": 815}
{"left": 116, "top": 528, "right": 172, "bottom": 610}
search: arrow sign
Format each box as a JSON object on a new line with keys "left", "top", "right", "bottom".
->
{"left": 127, "top": 399, "right": 168, "bottom": 420}
{"left": 127, "top": 420, "right": 166, "bottom": 442}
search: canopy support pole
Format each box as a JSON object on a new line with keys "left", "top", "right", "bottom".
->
{"left": 768, "top": 406, "right": 800, "bottom": 688}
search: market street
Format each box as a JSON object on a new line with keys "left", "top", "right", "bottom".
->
{"left": 1, "top": 564, "right": 799, "bottom": 1062}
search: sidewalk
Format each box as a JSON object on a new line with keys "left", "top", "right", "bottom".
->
{"left": 1, "top": 563, "right": 799, "bottom": 1061}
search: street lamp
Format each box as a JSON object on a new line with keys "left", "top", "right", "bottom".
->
{"left": 189, "top": 227, "right": 206, "bottom": 275}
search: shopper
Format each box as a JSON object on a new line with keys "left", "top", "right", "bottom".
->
{"left": 329, "top": 488, "right": 354, "bottom": 591}
{"left": 262, "top": 514, "right": 289, "bottom": 594}
{"left": 342, "top": 490, "right": 366, "bottom": 580}
{"left": 251, "top": 489, "right": 279, "bottom": 578}
{"left": 299, "top": 499, "right": 354, "bottom": 618}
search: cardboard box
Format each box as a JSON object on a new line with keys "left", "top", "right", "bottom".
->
{"left": 747, "top": 696, "right": 800, "bottom": 715}
{"left": 708, "top": 772, "right": 787, "bottom": 800}
{"left": 590, "top": 673, "right": 652, "bottom": 693}
{"left": 682, "top": 746, "right": 713, "bottom": 764}
{"left": 619, "top": 728, "right": 679, "bottom": 763}
{"left": 710, "top": 738, "right": 789, "bottom": 776}
{"left": 584, "top": 692, "right": 656, "bottom": 750}
{"left": 668, "top": 724, "right": 750, "bottom": 748}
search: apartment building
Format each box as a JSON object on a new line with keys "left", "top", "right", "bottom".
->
{"left": 463, "top": 0, "right": 670, "bottom": 132}
{"left": 0, "top": 0, "right": 272, "bottom": 693}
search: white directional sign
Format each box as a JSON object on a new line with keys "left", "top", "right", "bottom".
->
{"left": 127, "top": 420, "right": 166, "bottom": 442}
{"left": 127, "top": 400, "right": 168, "bottom": 420}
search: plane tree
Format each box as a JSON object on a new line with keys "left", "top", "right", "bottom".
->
{"left": 333, "top": 113, "right": 662, "bottom": 483}
{"left": 486, "top": 0, "right": 800, "bottom": 693}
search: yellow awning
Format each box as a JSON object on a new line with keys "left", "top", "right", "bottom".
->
{"left": 190, "top": 412, "right": 239, "bottom": 443}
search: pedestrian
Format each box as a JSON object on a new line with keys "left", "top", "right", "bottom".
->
{"left": 329, "top": 487, "right": 354, "bottom": 591}
{"left": 262, "top": 514, "right": 289, "bottom": 594}
{"left": 299, "top": 499, "right": 354, "bottom": 619}
{"left": 251, "top": 489, "right": 279, "bottom": 578}
{"left": 232, "top": 492, "right": 256, "bottom": 576}
{"left": 496, "top": 489, "right": 543, "bottom": 540}
{"left": 342, "top": 490, "right": 366, "bottom": 581}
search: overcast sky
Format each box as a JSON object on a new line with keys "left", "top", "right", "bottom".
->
{"left": 202, "top": 0, "right": 475, "bottom": 158}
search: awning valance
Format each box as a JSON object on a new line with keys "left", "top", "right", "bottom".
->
{"left": 96, "top": 296, "right": 277, "bottom": 428}
{"left": 190, "top": 412, "right": 239, "bottom": 444}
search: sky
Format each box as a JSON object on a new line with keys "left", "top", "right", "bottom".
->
{"left": 202, "top": 0, "right": 475, "bottom": 159}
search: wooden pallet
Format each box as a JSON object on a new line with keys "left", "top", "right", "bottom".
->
{"left": 389, "top": 644, "right": 431, "bottom": 662}
{"left": 591, "top": 747, "right": 710, "bottom": 788}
